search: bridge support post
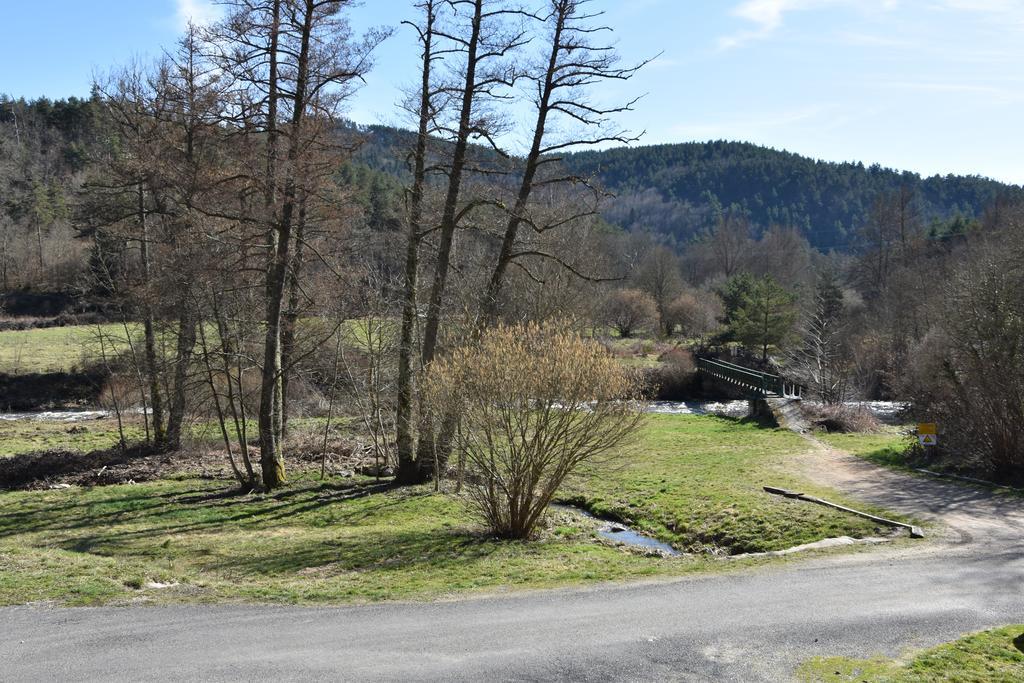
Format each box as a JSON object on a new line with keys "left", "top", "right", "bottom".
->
{"left": 749, "top": 398, "right": 771, "bottom": 420}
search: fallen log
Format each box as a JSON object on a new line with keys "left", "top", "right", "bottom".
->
{"left": 764, "top": 486, "right": 925, "bottom": 538}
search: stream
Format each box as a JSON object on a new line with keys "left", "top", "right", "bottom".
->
{"left": 551, "top": 504, "right": 682, "bottom": 556}
{"left": 0, "top": 401, "right": 908, "bottom": 423}
{"left": 0, "top": 410, "right": 112, "bottom": 422}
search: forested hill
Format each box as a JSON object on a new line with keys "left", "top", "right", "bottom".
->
{"left": 560, "top": 141, "right": 1023, "bottom": 251}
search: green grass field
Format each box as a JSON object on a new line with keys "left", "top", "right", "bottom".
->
{"left": 799, "top": 625, "right": 1024, "bottom": 682}
{"left": 0, "top": 415, "right": 354, "bottom": 459}
{"left": 0, "top": 324, "right": 131, "bottom": 373}
{"left": 0, "top": 414, "right": 907, "bottom": 606}
{"left": 0, "top": 416, "right": 146, "bottom": 456}
{"left": 563, "top": 415, "right": 895, "bottom": 554}
{"left": 0, "top": 322, "right": 677, "bottom": 375}
{"left": 816, "top": 430, "right": 914, "bottom": 468}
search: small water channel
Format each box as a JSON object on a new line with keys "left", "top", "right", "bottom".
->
{"left": 596, "top": 524, "right": 681, "bottom": 555}
{"left": 551, "top": 503, "right": 681, "bottom": 556}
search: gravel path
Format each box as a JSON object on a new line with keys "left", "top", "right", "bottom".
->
{"left": 800, "top": 435, "right": 1024, "bottom": 547}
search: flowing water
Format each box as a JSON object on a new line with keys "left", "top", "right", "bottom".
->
{"left": 596, "top": 524, "right": 681, "bottom": 556}
{"left": 0, "top": 401, "right": 908, "bottom": 423}
{"left": 0, "top": 410, "right": 111, "bottom": 422}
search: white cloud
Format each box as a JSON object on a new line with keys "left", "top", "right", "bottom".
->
{"left": 935, "top": 0, "right": 1024, "bottom": 25}
{"left": 175, "top": 0, "right": 221, "bottom": 30}
{"left": 647, "top": 57, "right": 682, "bottom": 70}
{"left": 669, "top": 104, "right": 837, "bottom": 139}
{"left": 873, "top": 80, "right": 1024, "bottom": 103}
{"left": 719, "top": 0, "right": 899, "bottom": 49}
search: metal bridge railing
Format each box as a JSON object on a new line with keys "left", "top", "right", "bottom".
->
{"left": 696, "top": 357, "right": 806, "bottom": 399}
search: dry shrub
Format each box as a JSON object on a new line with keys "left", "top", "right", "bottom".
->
{"left": 898, "top": 230, "right": 1024, "bottom": 478}
{"left": 96, "top": 371, "right": 141, "bottom": 412}
{"left": 658, "top": 347, "right": 695, "bottom": 372}
{"left": 604, "top": 288, "right": 658, "bottom": 338}
{"left": 646, "top": 347, "right": 698, "bottom": 399}
{"left": 801, "top": 403, "right": 879, "bottom": 433}
{"left": 426, "top": 322, "right": 644, "bottom": 539}
{"left": 664, "top": 289, "right": 722, "bottom": 340}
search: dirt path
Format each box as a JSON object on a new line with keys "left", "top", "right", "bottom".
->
{"left": 799, "top": 435, "right": 1024, "bottom": 548}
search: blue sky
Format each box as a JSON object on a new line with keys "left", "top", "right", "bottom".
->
{"left": 2, "top": 0, "right": 1022, "bottom": 184}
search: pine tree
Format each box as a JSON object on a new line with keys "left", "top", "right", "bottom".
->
{"left": 728, "top": 275, "right": 798, "bottom": 362}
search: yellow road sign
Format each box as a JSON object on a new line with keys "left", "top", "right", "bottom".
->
{"left": 919, "top": 434, "right": 937, "bottom": 447}
{"left": 918, "top": 423, "right": 937, "bottom": 435}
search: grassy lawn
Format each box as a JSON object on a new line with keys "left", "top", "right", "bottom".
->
{"left": 816, "top": 430, "right": 914, "bottom": 469}
{"left": 0, "top": 415, "right": 352, "bottom": 459}
{"left": 601, "top": 335, "right": 674, "bottom": 368}
{"left": 562, "top": 415, "right": 896, "bottom": 554}
{"left": 0, "top": 416, "right": 146, "bottom": 456}
{"left": 0, "top": 414, "right": 906, "bottom": 606}
{"left": 0, "top": 319, "right": 369, "bottom": 375}
{"left": 0, "top": 324, "right": 131, "bottom": 373}
{"left": 0, "top": 476, "right": 724, "bottom": 606}
{"left": 798, "top": 625, "right": 1024, "bottom": 682}
{"left": 0, "top": 322, "right": 676, "bottom": 376}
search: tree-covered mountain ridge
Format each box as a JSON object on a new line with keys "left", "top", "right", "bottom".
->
{"left": 558, "top": 139, "right": 1024, "bottom": 251}
{"left": 354, "top": 123, "right": 1022, "bottom": 252}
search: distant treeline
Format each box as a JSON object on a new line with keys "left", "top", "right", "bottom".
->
{"left": 3, "top": 96, "right": 1022, "bottom": 297}
{"left": 560, "top": 141, "right": 1023, "bottom": 251}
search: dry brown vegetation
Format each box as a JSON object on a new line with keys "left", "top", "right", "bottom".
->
{"left": 425, "top": 323, "right": 644, "bottom": 539}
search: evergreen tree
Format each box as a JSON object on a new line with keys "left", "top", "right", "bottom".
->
{"left": 728, "top": 274, "right": 798, "bottom": 362}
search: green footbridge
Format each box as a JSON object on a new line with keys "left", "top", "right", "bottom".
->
{"left": 696, "top": 357, "right": 807, "bottom": 400}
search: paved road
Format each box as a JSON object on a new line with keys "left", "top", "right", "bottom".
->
{"left": 2, "top": 442, "right": 1023, "bottom": 682}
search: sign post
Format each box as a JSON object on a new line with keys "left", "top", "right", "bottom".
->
{"left": 918, "top": 422, "right": 937, "bottom": 448}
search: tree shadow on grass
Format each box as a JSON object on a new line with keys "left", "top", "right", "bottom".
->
{"left": 1014, "top": 632, "right": 1024, "bottom": 655}
{"left": 0, "top": 478, "right": 403, "bottom": 544}
{"left": 12, "top": 479, "right": 443, "bottom": 569}
{"left": 0, "top": 443, "right": 166, "bottom": 489}
{"left": 193, "top": 525, "right": 498, "bottom": 579}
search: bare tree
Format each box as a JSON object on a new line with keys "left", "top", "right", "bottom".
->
{"left": 79, "top": 63, "right": 167, "bottom": 444}
{"left": 635, "top": 245, "right": 683, "bottom": 335}
{"left": 604, "top": 288, "right": 657, "bottom": 338}
{"left": 477, "top": 0, "right": 651, "bottom": 323}
{"left": 394, "top": 0, "right": 449, "bottom": 483}
{"left": 401, "top": 0, "right": 532, "bottom": 483}
{"left": 855, "top": 184, "right": 920, "bottom": 299}
{"left": 787, "top": 272, "right": 850, "bottom": 404}
{"left": 664, "top": 287, "right": 722, "bottom": 341}
{"left": 708, "top": 207, "right": 752, "bottom": 280}
{"left": 212, "top": 0, "right": 385, "bottom": 488}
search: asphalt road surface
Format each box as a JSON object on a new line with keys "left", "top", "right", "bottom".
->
{"left": 2, "top": 440, "right": 1022, "bottom": 681}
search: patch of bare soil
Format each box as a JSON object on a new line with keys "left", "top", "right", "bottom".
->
{"left": 0, "top": 437, "right": 384, "bottom": 490}
{"left": 799, "top": 435, "right": 1024, "bottom": 547}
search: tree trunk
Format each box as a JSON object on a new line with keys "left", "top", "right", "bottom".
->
{"left": 280, "top": 199, "right": 306, "bottom": 440}
{"left": 257, "top": 0, "right": 285, "bottom": 489}
{"left": 35, "top": 220, "right": 44, "bottom": 273}
{"left": 166, "top": 303, "right": 197, "bottom": 449}
{"left": 414, "top": 0, "right": 484, "bottom": 479}
{"left": 259, "top": 0, "right": 312, "bottom": 490}
{"left": 1, "top": 223, "right": 8, "bottom": 290}
{"left": 395, "top": 0, "right": 439, "bottom": 484}
{"left": 138, "top": 184, "right": 165, "bottom": 444}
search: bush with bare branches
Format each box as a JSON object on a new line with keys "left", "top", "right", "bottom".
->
{"left": 898, "top": 220, "right": 1024, "bottom": 478}
{"left": 604, "top": 288, "right": 658, "bottom": 338}
{"left": 425, "top": 322, "right": 644, "bottom": 539}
